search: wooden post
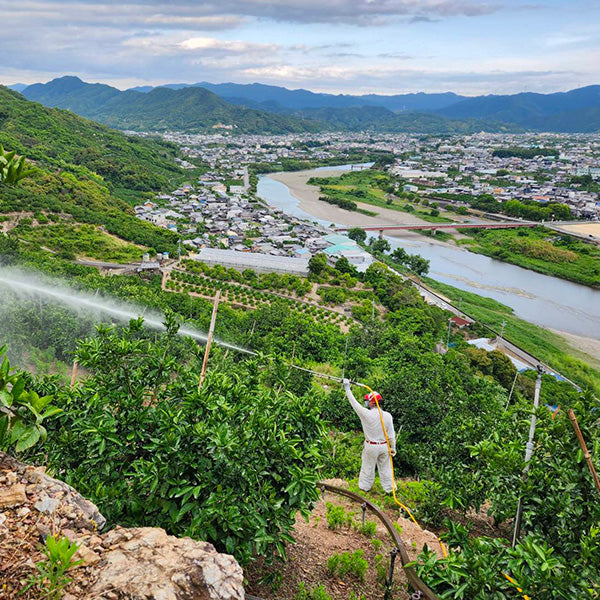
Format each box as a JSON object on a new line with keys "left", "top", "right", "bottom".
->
{"left": 198, "top": 291, "right": 221, "bottom": 390}
{"left": 568, "top": 408, "right": 600, "bottom": 498}
{"left": 70, "top": 361, "right": 78, "bottom": 388}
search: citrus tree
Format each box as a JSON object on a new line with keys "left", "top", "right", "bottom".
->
{"left": 0, "top": 345, "right": 62, "bottom": 453}
{"left": 45, "top": 317, "right": 325, "bottom": 564}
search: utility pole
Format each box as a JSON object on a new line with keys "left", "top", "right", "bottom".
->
{"left": 499, "top": 320, "right": 506, "bottom": 343}
{"left": 177, "top": 239, "right": 182, "bottom": 267}
{"left": 512, "top": 365, "right": 543, "bottom": 547}
{"left": 446, "top": 318, "right": 452, "bottom": 349}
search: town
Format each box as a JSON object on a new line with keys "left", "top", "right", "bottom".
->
{"left": 132, "top": 131, "right": 600, "bottom": 274}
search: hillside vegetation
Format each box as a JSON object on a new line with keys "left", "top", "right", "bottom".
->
{"left": 22, "top": 77, "right": 323, "bottom": 134}
{"left": 0, "top": 86, "right": 192, "bottom": 254}
{"left": 2, "top": 242, "right": 599, "bottom": 598}
{"left": 21, "top": 77, "right": 521, "bottom": 134}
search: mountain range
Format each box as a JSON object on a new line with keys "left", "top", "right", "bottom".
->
{"left": 11, "top": 76, "right": 600, "bottom": 134}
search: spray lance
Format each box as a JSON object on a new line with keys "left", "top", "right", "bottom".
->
{"left": 292, "top": 366, "right": 448, "bottom": 557}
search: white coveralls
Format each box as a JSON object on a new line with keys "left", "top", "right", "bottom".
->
{"left": 344, "top": 383, "right": 396, "bottom": 493}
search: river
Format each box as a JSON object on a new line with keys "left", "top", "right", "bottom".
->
{"left": 257, "top": 166, "right": 600, "bottom": 342}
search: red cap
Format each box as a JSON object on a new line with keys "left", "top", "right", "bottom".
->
{"left": 364, "top": 391, "right": 382, "bottom": 403}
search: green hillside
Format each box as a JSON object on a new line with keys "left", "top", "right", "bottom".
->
{"left": 21, "top": 77, "right": 520, "bottom": 134}
{"left": 95, "top": 85, "right": 324, "bottom": 134}
{"left": 295, "top": 105, "right": 521, "bottom": 133}
{"left": 0, "top": 86, "right": 190, "bottom": 253}
{"left": 21, "top": 77, "right": 323, "bottom": 134}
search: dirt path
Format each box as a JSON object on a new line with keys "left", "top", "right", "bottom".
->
{"left": 246, "top": 493, "right": 410, "bottom": 600}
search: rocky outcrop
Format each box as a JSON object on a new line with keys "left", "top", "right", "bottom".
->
{"left": 87, "top": 527, "right": 244, "bottom": 600}
{"left": 0, "top": 452, "right": 245, "bottom": 600}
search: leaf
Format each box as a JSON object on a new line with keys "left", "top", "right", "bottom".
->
{"left": 10, "top": 377, "right": 25, "bottom": 402}
{"left": 0, "top": 389, "right": 12, "bottom": 408}
{"left": 41, "top": 406, "right": 63, "bottom": 419}
{"left": 15, "top": 426, "right": 41, "bottom": 452}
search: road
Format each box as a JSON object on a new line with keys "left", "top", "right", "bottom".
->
{"left": 243, "top": 167, "right": 250, "bottom": 192}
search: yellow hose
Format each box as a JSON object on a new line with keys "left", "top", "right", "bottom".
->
{"left": 356, "top": 382, "right": 448, "bottom": 558}
{"left": 502, "top": 572, "right": 531, "bottom": 600}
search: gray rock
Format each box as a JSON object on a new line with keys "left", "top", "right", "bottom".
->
{"left": 34, "top": 494, "right": 60, "bottom": 515}
{"left": 86, "top": 527, "right": 244, "bottom": 600}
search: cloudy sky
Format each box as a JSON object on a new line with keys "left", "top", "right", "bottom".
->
{"left": 2, "top": 0, "right": 599, "bottom": 95}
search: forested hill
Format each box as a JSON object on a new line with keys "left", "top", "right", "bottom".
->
{"left": 437, "top": 85, "right": 600, "bottom": 132}
{"left": 21, "top": 76, "right": 323, "bottom": 135}
{"left": 0, "top": 85, "right": 188, "bottom": 253}
{"left": 20, "top": 76, "right": 515, "bottom": 134}
{"left": 0, "top": 85, "right": 184, "bottom": 191}
{"left": 293, "top": 105, "right": 519, "bottom": 134}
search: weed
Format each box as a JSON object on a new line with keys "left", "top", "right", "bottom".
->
{"left": 371, "top": 538, "right": 383, "bottom": 552}
{"left": 374, "top": 553, "right": 388, "bottom": 583}
{"left": 356, "top": 520, "right": 377, "bottom": 538}
{"left": 21, "top": 535, "right": 82, "bottom": 599}
{"left": 325, "top": 502, "right": 353, "bottom": 530}
{"left": 296, "top": 583, "right": 333, "bottom": 600}
{"left": 327, "top": 550, "right": 368, "bottom": 581}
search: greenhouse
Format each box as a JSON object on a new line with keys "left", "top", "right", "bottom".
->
{"left": 193, "top": 248, "right": 310, "bottom": 276}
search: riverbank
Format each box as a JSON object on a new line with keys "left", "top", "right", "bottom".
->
{"left": 271, "top": 169, "right": 600, "bottom": 292}
{"left": 269, "top": 169, "right": 465, "bottom": 244}
{"left": 259, "top": 168, "right": 600, "bottom": 347}
{"left": 459, "top": 227, "right": 600, "bottom": 289}
{"left": 424, "top": 277, "right": 600, "bottom": 393}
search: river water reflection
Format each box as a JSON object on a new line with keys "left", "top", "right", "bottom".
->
{"left": 257, "top": 168, "right": 600, "bottom": 340}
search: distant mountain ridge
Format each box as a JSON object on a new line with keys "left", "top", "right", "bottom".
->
{"left": 436, "top": 85, "right": 600, "bottom": 132}
{"left": 16, "top": 75, "right": 600, "bottom": 133}
{"left": 129, "top": 81, "right": 466, "bottom": 112}
{"left": 17, "top": 76, "right": 516, "bottom": 134}
{"left": 20, "top": 76, "right": 322, "bottom": 134}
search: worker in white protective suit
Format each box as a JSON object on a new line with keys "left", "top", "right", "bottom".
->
{"left": 343, "top": 378, "right": 396, "bottom": 493}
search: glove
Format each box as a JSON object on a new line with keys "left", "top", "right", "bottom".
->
{"left": 342, "top": 378, "right": 351, "bottom": 389}
{"left": 391, "top": 449, "right": 397, "bottom": 457}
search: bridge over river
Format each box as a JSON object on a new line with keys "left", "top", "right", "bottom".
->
{"left": 336, "top": 220, "right": 579, "bottom": 233}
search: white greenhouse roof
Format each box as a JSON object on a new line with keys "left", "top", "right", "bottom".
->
{"left": 194, "top": 248, "right": 309, "bottom": 276}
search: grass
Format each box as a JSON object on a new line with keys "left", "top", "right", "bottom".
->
{"left": 460, "top": 227, "right": 600, "bottom": 288}
{"left": 423, "top": 277, "right": 600, "bottom": 395}
{"left": 16, "top": 222, "right": 147, "bottom": 262}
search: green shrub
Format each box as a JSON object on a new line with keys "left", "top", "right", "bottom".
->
{"left": 45, "top": 319, "right": 325, "bottom": 565}
{"left": 327, "top": 550, "right": 368, "bottom": 581}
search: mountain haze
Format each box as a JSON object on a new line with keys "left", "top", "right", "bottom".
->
{"left": 18, "top": 76, "right": 600, "bottom": 133}
{"left": 20, "top": 77, "right": 519, "bottom": 134}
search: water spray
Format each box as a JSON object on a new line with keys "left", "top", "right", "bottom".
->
{"left": 0, "top": 269, "right": 254, "bottom": 356}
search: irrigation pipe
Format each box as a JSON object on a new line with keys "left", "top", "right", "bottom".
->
{"left": 319, "top": 481, "right": 440, "bottom": 600}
